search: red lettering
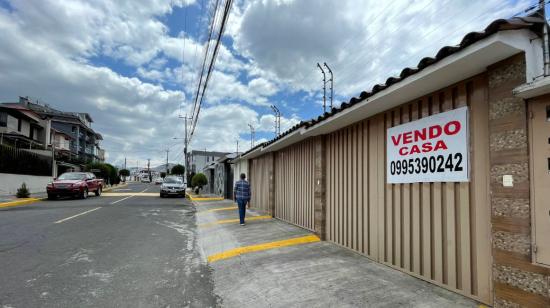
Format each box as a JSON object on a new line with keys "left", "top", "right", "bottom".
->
{"left": 391, "top": 134, "right": 402, "bottom": 146}
{"left": 429, "top": 125, "right": 442, "bottom": 139}
{"left": 421, "top": 142, "right": 433, "bottom": 152}
{"left": 403, "top": 132, "right": 413, "bottom": 144}
{"left": 409, "top": 144, "right": 420, "bottom": 154}
{"left": 399, "top": 147, "right": 408, "bottom": 156}
{"left": 414, "top": 128, "right": 427, "bottom": 142}
{"left": 433, "top": 140, "right": 448, "bottom": 151}
{"left": 444, "top": 120, "right": 461, "bottom": 135}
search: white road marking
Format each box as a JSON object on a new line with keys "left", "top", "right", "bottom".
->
{"left": 110, "top": 195, "right": 134, "bottom": 204}
{"left": 54, "top": 207, "right": 101, "bottom": 224}
{"left": 109, "top": 186, "right": 153, "bottom": 205}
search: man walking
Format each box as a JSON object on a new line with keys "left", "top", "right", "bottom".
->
{"left": 233, "top": 173, "right": 251, "bottom": 226}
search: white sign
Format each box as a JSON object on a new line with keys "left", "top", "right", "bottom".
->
{"left": 387, "top": 106, "right": 469, "bottom": 183}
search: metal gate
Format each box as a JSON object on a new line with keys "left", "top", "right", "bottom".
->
{"left": 274, "top": 138, "right": 316, "bottom": 231}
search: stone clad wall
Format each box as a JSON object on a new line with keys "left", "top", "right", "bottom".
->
{"left": 487, "top": 53, "right": 550, "bottom": 307}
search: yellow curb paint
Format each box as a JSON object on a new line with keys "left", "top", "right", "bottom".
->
{"left": 103, "top": 183, "right": 128, "bottom": 192}
{"left": 207, "top": 235, "right": 320, "bottom": 263}
{"left": 0, "top": 198, "right": 42, "bottom": 209}
{"left": 102, "top": 192, "right": 159, "bottom": 197}
{"left": 207, "top": 206, "right": 238, "bottom": 212}
{"left": 190, "top": 197, "right": 224, "bottom": 201}
{"left": 199, "top": 215, "right": 272, "bottom": 228}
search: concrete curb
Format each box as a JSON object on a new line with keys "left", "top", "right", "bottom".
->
{"left": 188, "top": 194, "right": 224, "bottom": 202}
{"left": 0, "top": 197, "right": 45, "bottom": 209}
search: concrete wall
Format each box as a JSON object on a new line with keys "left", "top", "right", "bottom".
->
{"left": 0, "top": 173, "right": 53, "bottom": 195}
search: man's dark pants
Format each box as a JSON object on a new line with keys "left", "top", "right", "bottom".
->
{"left": 236, "top": 199, "right": 247, "bottom": 224}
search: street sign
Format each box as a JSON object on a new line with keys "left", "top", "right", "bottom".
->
{"left": 386, "top": 106, "right": 469, "bottom": 183}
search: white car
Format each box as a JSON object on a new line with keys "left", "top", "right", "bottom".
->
{"left": 160, "top": 176, "right": 186, "bottom": 198}
{"left": 154, "top": 178, "right": 164, "bottom": 185}
{"left": 141, "top": 177, "right": 151, "bottom": 183}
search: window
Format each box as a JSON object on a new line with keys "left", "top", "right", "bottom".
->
{"left": 72, "top": 126, "right": 77, "bottom": 133}
{"left": 17, "top": 118, "right": 21, "bottom": 131}
{"left": 0, "top": 112, "right": 6, "bottom": 127}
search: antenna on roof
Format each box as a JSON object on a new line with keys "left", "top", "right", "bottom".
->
{"left": 324, "top": 63, "right": 334, "bottom": 110}
{"left": 248, "top": 123, "right": 255, "bottom": 148}
{"left": 270, "top": 105, "right": 281, "bottom": 136}
{"left": 317, "top": 63, "right": 327, "bottom": 113}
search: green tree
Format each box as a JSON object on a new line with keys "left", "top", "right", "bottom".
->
{"left": 85, "top": 163, "right": 110, "bottom": 181}
{"left": 171, "top": 164, "right": 185, "bottom": 175}
{"left": 191, "top": 173, "right": 207, "bottom": 193}
{"left": 160, "top": 172, "right": 166, "bottom": 178}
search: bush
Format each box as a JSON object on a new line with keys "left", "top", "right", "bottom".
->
{"left": 16, "top": 182, "right": 30, "bottom": 198}
{"left": 171, "top": 164, "right": 185, "bottom": 175}
{"left": 191, "top": 173, "right": 208, "bottom": 192}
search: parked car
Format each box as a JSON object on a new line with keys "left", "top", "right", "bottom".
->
{"left": 160, "top": 176, "right": 186, "bottom": 198}
{"left": 47, "top": 172, "right": 103, "bottom": 200}
{"left": 154, "top": 177, "right": 164, "bottom": 185}
{"left": 141, "top": 176, "right": 151, "bottom": 183}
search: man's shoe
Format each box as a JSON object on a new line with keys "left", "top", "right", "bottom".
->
{"left": 240, "top": 223, "right": 245, "bottom": 226}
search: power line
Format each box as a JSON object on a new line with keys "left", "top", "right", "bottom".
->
{"left": 189, "top": 0, "right": 234, "bottom": 142}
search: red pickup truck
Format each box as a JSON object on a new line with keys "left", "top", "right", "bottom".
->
{"left": 47, "top": 172, "right": 104, "bottom": 200}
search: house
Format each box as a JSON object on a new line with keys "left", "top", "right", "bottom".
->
{"left": 204, "top": 152, "right": 239, "bottom": 198}
{"left": 18, "top": 97, "right": 105, "bottom": 165}
{"left": 189, "top": 150, "right": 229, "bottom": 175}
{"left": 235, "top": 15, "right": 550, "bottom": 307}
{"left": 0, "top": 103, "right": 49, "bottom": 149}
{"left": 1, "top": 97, "right": 106, "bottom": 175}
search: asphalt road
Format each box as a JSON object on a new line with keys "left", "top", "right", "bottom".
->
{"left": 0, "top": 182, "right": 219, "bottom": 308}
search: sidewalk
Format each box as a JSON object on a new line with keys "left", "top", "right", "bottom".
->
{"left": 195, "top": 199, "right": 479, "bottom": 308}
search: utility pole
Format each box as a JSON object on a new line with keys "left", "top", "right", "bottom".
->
{"left": 324, "top": 62, "right": 334, "bottom": 109}
{"left": 248, "top": 124, "right": 255, "bottom": 148}
{"left": 179, "top": 113, "right": 193, "bottom": 182}
{"left": 317, "top": 63, "right": 327, "bottom": 113}
{"left": 236, "top": 138, "right": 239, "bottom": 153}
{"left": 165, "top": 149, "right": 169, "bottom": 175}
{"left": 124, "top": 157, "right": 127, "bottom": 170}
{"left": 147, "top": 158, "right": 151, "bottom": 181}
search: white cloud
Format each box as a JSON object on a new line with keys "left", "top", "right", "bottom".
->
{"left": 230, "top": 0, "right": 533, "bottom": 97}
{"left": 0, "top": 0, "right": 536, "bottom": 168}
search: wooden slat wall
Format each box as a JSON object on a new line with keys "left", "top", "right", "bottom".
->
{"left": 274, "top": 138, "right": 316, "bottom": 231}
{"left": 249, "top": 154, "right": 271, "bottom": 213}
{"left": 325, "top": 75, "right": 491, "bottom": 303}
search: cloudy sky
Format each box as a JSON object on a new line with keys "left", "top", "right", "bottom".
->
{"left": 0, "top": 0, "right": 535, "bottom": 168}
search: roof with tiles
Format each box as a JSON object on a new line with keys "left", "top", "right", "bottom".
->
{"left": 239, "top": 15, "right": 543, "bottom": 158}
